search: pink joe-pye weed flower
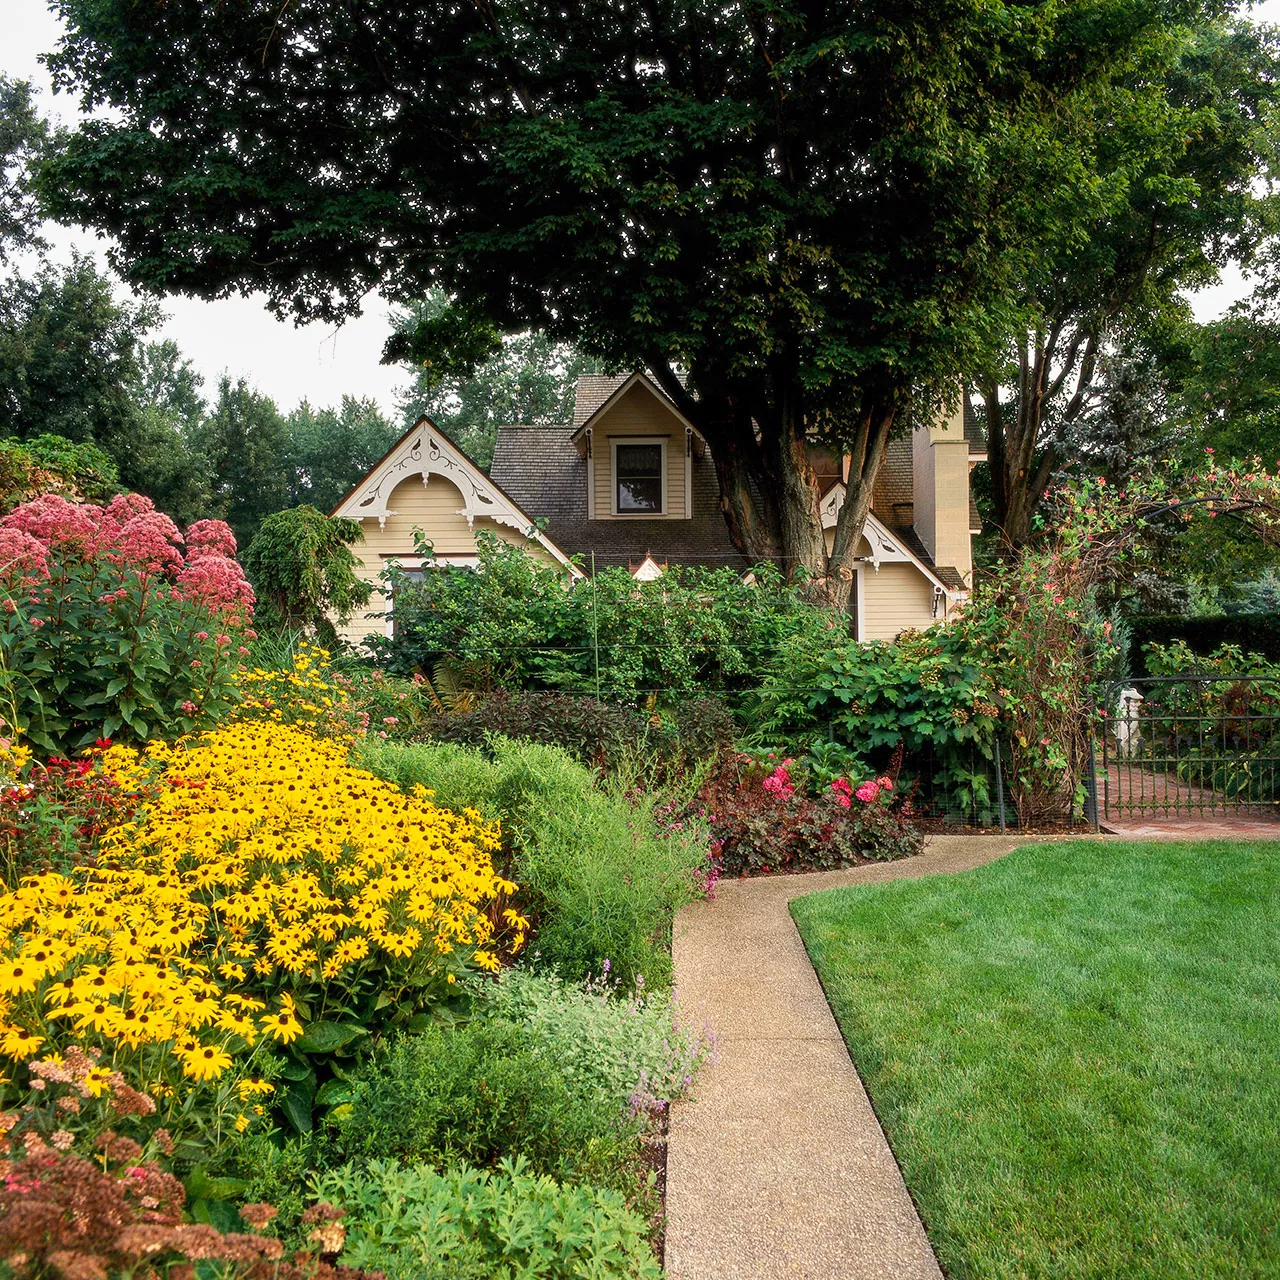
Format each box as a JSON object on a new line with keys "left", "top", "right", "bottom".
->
{"left": 184, "top": 518, "right": 239, "bottom": 560}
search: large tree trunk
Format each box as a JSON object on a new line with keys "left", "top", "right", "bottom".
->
{"left": 984, "top": 324, "right": 1099, "bottom": 547}
{"left": 651, "top": 357, "right": 898, "bottom": 610}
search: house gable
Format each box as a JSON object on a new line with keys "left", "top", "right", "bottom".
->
{"left": 570, "top": 375, "right": 704, "bottom": 522}
{"left": 332, "top": 416, "right": 579, "bottom": 574}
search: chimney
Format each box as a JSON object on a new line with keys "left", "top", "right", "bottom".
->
{"left": 912, "top": 396, "right": 972, "bottom": 581}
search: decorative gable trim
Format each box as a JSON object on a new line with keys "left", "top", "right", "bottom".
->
{"left": 331, "top": 417, "right": 582, "bottom": 576}
{"left": 819, "top": 484, "right": 960, "bottom": 596}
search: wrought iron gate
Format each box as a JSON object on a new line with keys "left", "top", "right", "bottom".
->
{"left": 1098, "top": 676, "right": 1280, "bottom": 825}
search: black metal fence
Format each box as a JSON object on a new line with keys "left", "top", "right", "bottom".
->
{"left": 1098, "top": 676, "right": 1280, "bottom": 825}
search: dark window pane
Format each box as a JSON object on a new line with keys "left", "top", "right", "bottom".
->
{"left": 618, "top": 476, "right": 663, "bottom": 511}
{"left": 616, "top": 444, "right": 662, "bottom": 476}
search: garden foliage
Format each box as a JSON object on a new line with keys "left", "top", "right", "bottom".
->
{"left": 312, "top": 1157, "right": 661, "bottom": 1280}
{"left": 422, "top": 689, "right": 735, "bottom": 779}
{"left": 330, "top": 1020, "right": 645, "bottom": 1193}
{"left": 0, "top": 721, "right": 522, "bottom": 1150}
{"left": 482, "top": 967, "right": 715, "bottom": 1114}
{"left": 242, "top": 505, "right": 371, "bottom": 644}
{"left": 356, "top": 737, "right": 710, "bottom": 989}
{"left": 0, "top": 1102, "right": 381, "bottom": 1280}
{"left": 1140, "top": 640, "right": 1280, "bottom": 801}
{"left": 369, "top": 531, "right": 836, "bottom": 700}
{"left": 757, "top": 624, "right": 1003, "bottom": 818}
{"left": 0, "top": 434, "right": 118, "bottom": 512}
{"left": 697, "top": 754, "right": 921, "bottom": 875}
{"left": 0, "top": 493, "right": 254, "bottom": 752}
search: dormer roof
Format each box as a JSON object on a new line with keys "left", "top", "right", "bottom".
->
{"left": 569, "top": 371, "right": 705, "bottom": 457}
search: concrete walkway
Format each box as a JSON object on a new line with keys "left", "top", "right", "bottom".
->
{"left": 665, "top": 835, "right": 1050, "bottom": 1280}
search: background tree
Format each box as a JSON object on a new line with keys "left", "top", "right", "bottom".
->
{"left": 243, "top": 505, "right": 371, "bottom": 642}
{"left": 0, "top": 253, "right": 158, "bottom": 449}
{"left": 0, "top": 76, "right": 49, "bottom": 261}
{"left": 395, "top": 296, "right": 599, "bottom": 469}
{"left": 189, "top": 376, "right": 289, "bottom": 548}
{"left": 974, "top": 19, "right": 1280, "bottom": 545}
{"left": 43, "top": 0, "right": 1219, "bottom": 602}
{"left": 283, "top": 396, "right": 400, "bottom": 511}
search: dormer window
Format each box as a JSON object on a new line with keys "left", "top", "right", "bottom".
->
{"left": 614, "top": 440, "right": 665, "bottom": 514}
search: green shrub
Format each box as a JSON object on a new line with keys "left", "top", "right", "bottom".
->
{"left": 481, "top": 968, "right": 715, "bottom": 1113}
{"left": 330, "top": 1020, "right": 642, "bottom": 1192}
{"left": 755, "top": 626, "right": 1002, "bottom": 819}
{"left": 243, "top": 505, "right": 371, "bottom": 643}
{"left": 352, "top": 737, "right": 502, "bottom": 820}
{"left": 356, "top": 737, "right": 711, "bottom": 989}
{"left": 421, "top": 690, "right": 735, "bottom": 780}
{"left": 366, "top": 527, "right": 836, "bottom": 699}
{"left": 313, "top": 1157, "right": 662, "bottom": 1280}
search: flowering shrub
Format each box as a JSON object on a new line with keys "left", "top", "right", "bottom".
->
{"left": 0, "top": 740, "right": 162, "bottom": 885}
{"left": 0, "top": 493, "right": 254, "bottom": 754}
{"left": 0, "top": 720, "right": 522, "bottom": 1142}
{"left": 696, "top": 755, "right": 921, "bottom": 876}
{"left": 236, "top": 646, "right": 372, "bottom": 741}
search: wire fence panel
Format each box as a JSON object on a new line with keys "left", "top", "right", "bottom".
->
{"left": 1100, "top": 676, "right": 1280, "bottom": 823}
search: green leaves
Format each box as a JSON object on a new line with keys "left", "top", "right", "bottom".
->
{"left": 243, "top": 505, "right": 371, "bottom": 640}
{"left": 294, "top": 1020, "right": 369, "bottom": 1055}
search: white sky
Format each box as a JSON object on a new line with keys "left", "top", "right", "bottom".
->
{"left": 3, "top": 0, "right": 1280, "bottom": 416}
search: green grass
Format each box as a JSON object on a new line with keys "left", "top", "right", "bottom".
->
{"left": 791, "top": 840, "right": 1280, "bottom": 1280}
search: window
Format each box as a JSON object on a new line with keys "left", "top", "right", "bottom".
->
{"left": 615, "top": 442, "right": 664, "bottom": 513}
{"left": 384, "top": 556, "right": 478, "bottom": 638}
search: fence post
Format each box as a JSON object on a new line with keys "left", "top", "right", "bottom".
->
{"left": 1085, "top": 733, "right": 1099, "bottom": 832}
{"left": 590, "top": 551, "right": 600, "bottom": 699}
{"left": 994, "top": 737, "right": 1007, "bottom": 832}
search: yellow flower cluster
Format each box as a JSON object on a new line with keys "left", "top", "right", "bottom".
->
{"left": 0, "top": 721, "right": 518, "bottom": 1084}
{"left": 236, "top": 646, "right": 361, "bottom": 741}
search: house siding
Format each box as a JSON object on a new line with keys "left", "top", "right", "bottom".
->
{"left": 337, "top": 473, "right": 554, "bottom": 649}
{"left": 860, "top": 563, "right": 937, "bottom": 641}
{"left": 593, "top": 383, "right": 688, "bottom": 519}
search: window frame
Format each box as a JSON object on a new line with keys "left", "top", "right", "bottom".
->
{"left": 610, "top": 437, "right": 667, "bottom": 516}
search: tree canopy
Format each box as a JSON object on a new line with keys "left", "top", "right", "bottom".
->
{"left": 42, "top": 0, "right": 1237, "bottom": 597}
{"left": 975, "top": 18, "right": 1280, "bottom": 545}
{"left": 395, "top": 295, "right": 598, "bottom": 470}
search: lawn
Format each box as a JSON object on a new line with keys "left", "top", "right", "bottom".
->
{"left": 790, "top": 839, "right": 1280, "bottom": 1280}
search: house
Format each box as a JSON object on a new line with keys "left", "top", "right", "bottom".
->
{"left": 330, "top": 371, "right": 984, "bottom": 648}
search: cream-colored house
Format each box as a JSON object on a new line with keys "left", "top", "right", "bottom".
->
{"left": 331, "top": 372, "right": 984, "bottom": 648}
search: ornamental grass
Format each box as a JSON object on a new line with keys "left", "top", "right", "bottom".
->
{"left": 0, "top": 720, "right": 524, "bottom": 1097}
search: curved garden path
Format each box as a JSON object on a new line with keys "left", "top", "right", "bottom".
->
{"left": 664, "top": 834, "right": 1052, "bottom": 1280}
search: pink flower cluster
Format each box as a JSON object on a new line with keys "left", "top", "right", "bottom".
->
{"left": 761, "top": 760, "right": 796, "bottom": 799}
{"left": 0, "top": 493, "right": 253, "bottom": 618}
{"left": 851, "top": 775, "right": 895, "bottom": 805}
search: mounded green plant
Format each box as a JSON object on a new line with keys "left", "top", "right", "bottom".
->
{"left": 481, "top": 968, "right": 715, "bottom": 1113}
{"left": 330, "top": 1019, "right": 646, "bottom": 1194}
{"left": 243, "top": 505, "right": 370, "bottom": 644}
{"left": 356, "top": 736, "right": 712, "bottom": 989}
{"left": 312, "top": 1156, "right": 662, "bottom": 1280}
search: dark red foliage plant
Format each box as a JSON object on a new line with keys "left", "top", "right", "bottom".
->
{"left": 0, "top": 1139, "right": 381, "bottom": 1280}
{"left": 696, "top": 755, "right": 921, "bottom": 876}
